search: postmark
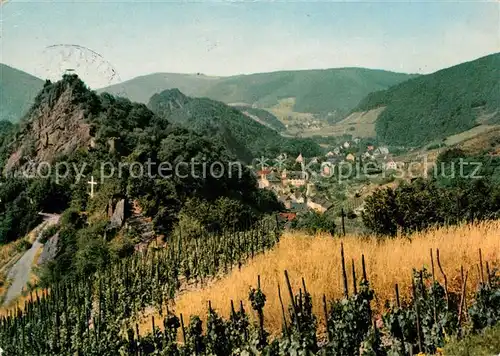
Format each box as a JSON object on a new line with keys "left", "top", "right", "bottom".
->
{"left": 35, "top": 44, "right": 126, "bottom": 96}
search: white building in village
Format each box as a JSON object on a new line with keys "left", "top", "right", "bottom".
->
{"left": 374, "top": 147, "right": 389, "bottom": 156}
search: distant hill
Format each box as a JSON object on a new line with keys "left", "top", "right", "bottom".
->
{"left": 148, "top": 89, "right": 322, "bottom": 162}
{"left": 101, "top": 68, "right": 416, "bottom": 122}
{"left": 352, "top": 53, "right": 500, "bottom": 146}
{"left": 98, "top": 73, "right": 220, "bottom": 104}
{"left": 0, "top": 64, "right": 44, "bottom": 122}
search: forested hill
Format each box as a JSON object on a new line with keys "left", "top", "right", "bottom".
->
{"left": 148, "top": 89, "right": 322, "bottom": 162}
{"left": 101, "top": 68, "right": 416, "bottom": 122}
{"left": 353, "top": 53, "right": 500, "bottom": 146}
{"left": 0, "top": 64, "right": 44, "bottom": 122}
{"left": 0, "top": 75, "right": 281, "bottom": 246}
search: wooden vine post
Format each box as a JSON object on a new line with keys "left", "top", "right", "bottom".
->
{"left": 322, "top": 294, "right": 331, "bottom": 343}
{"left": 436, "top": 248, "right": 449, "bottom": 309}
{"left": 284, "top": 270, "right": 301, "bottom": 332}
{"left": 277, "top": 284, "right": 290, "bottom": 339}
{"left": 412, "top": 277, "right": 423, "bottom": 354}
{"left": 341, "top": 243, "right": 349, "bottom": 298}
{"left": 458, "top": 266, "right": 469, "bottom": 333}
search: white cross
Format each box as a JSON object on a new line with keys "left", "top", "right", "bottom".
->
{"left": 87, "top": 176, "right": 97, "bottom": 198}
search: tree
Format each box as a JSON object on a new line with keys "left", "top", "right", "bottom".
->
{"left": 291, "top": 211, "right": 336, "bottom": 235}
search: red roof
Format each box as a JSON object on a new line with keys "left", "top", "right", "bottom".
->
{"left": 279, "top": 212, "right": 297, "bottom": 221}
{"left": 257, "top": 169, "right": 272, "bottom": 176}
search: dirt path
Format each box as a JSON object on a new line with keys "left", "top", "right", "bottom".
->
{"left": 2, "top": 214, "right": 59, "bottom": 306}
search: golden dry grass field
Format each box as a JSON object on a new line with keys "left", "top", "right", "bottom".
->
{"left": 139, "top": 220, "right": 500, "bottom": 336}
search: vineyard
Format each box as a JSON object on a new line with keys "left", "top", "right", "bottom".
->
{"left": 0, "top": 219, "right": 499, "bottom": 355}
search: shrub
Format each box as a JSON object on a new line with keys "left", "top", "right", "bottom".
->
{"left": 469, "top": 269, "right": 500, "bottom": 331}
{"left": 291, "top": 211, "right": 336, "bottom": 235}
{"left": 16, "top": 239, "right": 32, "bottom": 252}
{"left": 75, "top": 237, "right": 111, "bottom": 276}
{"left": 39, "top": 224, "right": 59, "bottom": 244}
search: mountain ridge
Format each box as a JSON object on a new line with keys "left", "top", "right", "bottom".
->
{"left": 351, "top": 52, "right": 500, "bottom": 146}
{"left": 0, "top": 64, "right": 44, "bottom": 122}
{"left": 100, "top": 67, "right": 418, "bottom": 122}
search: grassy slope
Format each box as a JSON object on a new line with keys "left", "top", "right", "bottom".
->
{"left": 0, "top": 64, "right": 44, "bottom": 122}
{"left": 353, "top": 53, "right": 500, "bottom": 146}
{"left": 139, "top": 221, "right": 500, "bottom": 336}
{"left": 100, "top": 68, "right": 416, "bottom": 120}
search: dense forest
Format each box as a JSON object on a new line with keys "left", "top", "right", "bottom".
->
{"left": 354, "top": 53, "right": 500, "bottom": 146}
{"left": 148, "top": 89, "right": 322, "bottom": 162}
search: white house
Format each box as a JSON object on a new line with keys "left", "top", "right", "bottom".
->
{"left": 384, "top": 160, "right": 398, "bottom": 170}
{"left": 374, "top": 147, "right": 389, "bottom": 155}
{"left": 345, "top": 153, "right": 356, "bottom": 162}
{"left": 277, "top": 153, "right": 287, "bottom": 160}
{"left": 307, "top": 197, "right": 333, "bottom": 214}
{"left": 282, "top": 170, "right": 307, "bottom": 187}
{"left": 343, "top": 141, "right": 350, "bottom": 149}
{"left": 362, "top": 152, "right": 373, "bottom": 160}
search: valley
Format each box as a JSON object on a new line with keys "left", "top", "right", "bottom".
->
{"left": 0, "top": 49, "right": 499, "bottom": 355}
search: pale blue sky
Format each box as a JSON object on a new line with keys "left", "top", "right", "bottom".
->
{"left": 1, "top": 0, "right": 499, "bottom": 88}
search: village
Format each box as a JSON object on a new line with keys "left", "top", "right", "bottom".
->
{"left": 253, "top": 138, "right": 408, "bottom": 222}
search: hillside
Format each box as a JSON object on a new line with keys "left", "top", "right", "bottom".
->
{"left": 98, "top": 72, "right": 220, "bottom": 103}
{"left": 140, "top": 222, "right": 500, "bottom": 336}
{"left": 231, "top": 105, "right": 286, "bottom": 132}
{"left": 352, "top": 53, "right": 500, "bottom": 146}
{"left": 0, "top": 75, "right": 281, "bottom": 246}
{"left": 100, "top": 68, "right": 416, "bottom": 122}
{"left": 147, "top": 89, "right": 322, "bottom": 162}
{"left": 0, "top": 64, "right": 44, "bottom": 122}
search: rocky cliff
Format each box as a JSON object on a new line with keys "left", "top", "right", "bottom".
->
{"left": 4, "top": 76, "right": 98, "bottom": 172}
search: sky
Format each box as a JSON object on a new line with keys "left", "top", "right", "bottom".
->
{"left": 1, "top": 0, "right": 499, "bottom": 89}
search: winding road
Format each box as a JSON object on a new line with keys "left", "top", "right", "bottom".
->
{"left": 2, "top": 213, "right": 59, "bottom": 307}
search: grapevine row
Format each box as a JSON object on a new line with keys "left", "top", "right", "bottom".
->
{"left": 1, "top": 225, "right": 499, "bottom": 355}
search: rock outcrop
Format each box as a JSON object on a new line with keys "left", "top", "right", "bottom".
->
{"left": 4, "top": 76, "right": 96, "bottom": 173}
{"left": 38, "top": 233, "right": 59, "bottom": 265}
{"left": 110, "top": 199, "right": 126, "bottom": 228}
